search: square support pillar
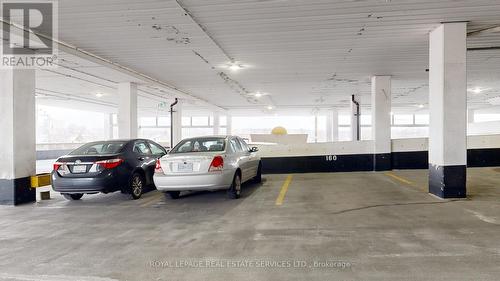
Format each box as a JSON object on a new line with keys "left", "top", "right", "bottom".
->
{"left": 171, "top": 99, "right": 183, "bottom": 147}
{"left": 0, "top": 69, "right": 36, "bottom": 205}
{"left": 118, "top": 82, "right": 138, "bottom": 139}
{"left": 104, "top": 113, "right": 114, "bottom": 140}
{"left": 428, "top": 22, "right": 467, "bottom": 198}
{"left": 371, "top": 76, "right": 392, "bottom": 171}
{"left": 326, "top": 109, "right": 339, "bottom": 142}
{"left": 226, "top": 114, "right": 232, "bottom": 135}
{"left": 213, "top": 111, "right": 220, "bottom": 135}
{"left": 467, "top": 109, "right": 475, "bottom": 124}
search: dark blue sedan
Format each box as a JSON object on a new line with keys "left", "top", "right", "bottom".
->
{"left": 51, "top": 139, "right": 167, "bottom": 200}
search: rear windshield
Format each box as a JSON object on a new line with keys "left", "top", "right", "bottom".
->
{"left": 171, "top": 138, "right": 226, "bottom": 153}
{"left": 69, "top": 141, "right": 126, "bottom": 155}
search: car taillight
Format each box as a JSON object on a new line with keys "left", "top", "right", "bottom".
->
{"left": 209, "top": 156, "right": 224, "bottom": 172}
{"left": 53, "top": 162, "right": 63, "bottom": 171}
{"left": 155, "top": 159, "right": 164, "bottom": 173}
{"left": 96, "top": 158, "right": 124, "bottom": 169}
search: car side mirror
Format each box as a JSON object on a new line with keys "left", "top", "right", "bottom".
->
{"left": 250, "top": 147, "right": 259, "bottom": 153}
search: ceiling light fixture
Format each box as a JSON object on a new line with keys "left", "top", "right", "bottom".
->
{"left": 228, "top": 62, "right": 244, "bottom": 72}
{"left": 95, "top": 93, "right": 104, "bottom": 98}
{"left": 472, "top": 88, "right": 482, "bottom": 94}
{"left": 255, "top": 92, "right": 263, "bottom": 98}
{"left": 267, "top": 105, "right": 274, "bottom": 110}
{"left": 418, "top": 104, "right": 424, "bottom": 108}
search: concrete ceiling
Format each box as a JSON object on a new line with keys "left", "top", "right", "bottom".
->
{"left": 31, "top": 0, "right": 500, "bottom": 114}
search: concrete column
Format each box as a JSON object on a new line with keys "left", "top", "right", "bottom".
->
{"left": 428, "top": 22, "right": 467, "bottom": 198}
{"left": 326, "top": 112, "right": 333, "bottom": 142}
{"left": 118, "top": 82, "right": 138, "bottom": 139}
{"left": 350, "top": 95, "right": 360, "bottom": 141}
{"left": 171, "top": 99, "right": 183, "bottom": 147}
{"left": 0, "top": 69, "right": 36, "bottom": 205}
{"left": 467, "top": 109, "right": 475, "bottom": 123}
{"left": 326, "top": 109, "right": 339, "bottom": 142}
{"left": 213, "top": 111, "right": 220, "bottom": 135}
{"left": 332, "top": 109, "right": 339, "bottom": 141}
{"left": 103, "top": 113, "right": 114, "bottom": 140}
{"left": 371, "top": 76, "right": 392, "bottom": 171}
{"left": 226, "top": 114, "right": 232, "bottom": 135}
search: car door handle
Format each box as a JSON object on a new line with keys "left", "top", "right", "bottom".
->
{"left": 138, "top": 157, "right": 145, "bottom": 161}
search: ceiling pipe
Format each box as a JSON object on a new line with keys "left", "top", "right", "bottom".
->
{"left": 351, "top": 95, "right": 361, "bottom": 141}
{"left": 467, "top": 25, "right": 500, "bottom": 37}
{"left": 467, "top": 46, "right": 500, "bottom": 51}
{"left": 174, "top": 0, "right": 234, "bottom": 62}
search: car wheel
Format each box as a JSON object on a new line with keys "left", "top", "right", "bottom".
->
{"left": 227, "top": 173, "right": 242, "bottom": 199}
{"left": 129, "top": 173, "right": 144, "bottom": 200}
{"left": 253, "top": 162, "right": 262, "bottom": 184}
{"left": 62, "top": 193, "right": 83, "bottom": 200}
{"left": 165, "top": 191, "right": 180, "bottom": 199}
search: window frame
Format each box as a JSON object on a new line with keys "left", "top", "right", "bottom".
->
{"left": 133, "top": 141, "right": 152, "bottom": 155}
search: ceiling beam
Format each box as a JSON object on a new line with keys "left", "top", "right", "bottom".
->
{"left": 467, "top": 25, "right": 500, "bottom": 37}
{"left": 0, "top": 18, "right": 226, "bottom": 112}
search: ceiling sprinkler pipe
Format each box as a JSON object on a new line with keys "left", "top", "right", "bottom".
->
{"left": 351, "top": 95, "right": 360, "bottom": 141}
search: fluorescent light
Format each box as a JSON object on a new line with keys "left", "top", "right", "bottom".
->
{"left": 255, "top": 92, "right": 263, "bottom": 98}
{"left": 95, "top": 93, "right": 103, "bottom": 98}
{"left": 418, "top": 104, "right": 424, "bottom": 108}
{"left": 228, "top": 63, "right": 243, "bottom": 71}
{"left": 468, "top": 87, "right": 483, "bottom": 94}
{"left": 267, "top": 105, "right": 274, "bottom": 110}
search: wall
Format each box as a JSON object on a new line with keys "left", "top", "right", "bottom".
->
{"left": 259, "top": 135, "right": 500, "bottom": 174}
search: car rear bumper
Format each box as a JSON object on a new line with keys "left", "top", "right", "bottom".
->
{"left": 51, "top": 170, "right": 125, "bottom": 194}
{"left": 153, "top": 170, "right": 234, "bottom": 191}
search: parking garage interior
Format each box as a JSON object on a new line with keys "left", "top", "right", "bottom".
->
{"left": 1, "top": 1, "right": 500, "bottom": 280}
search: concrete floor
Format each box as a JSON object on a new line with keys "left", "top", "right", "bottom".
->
{"left": 1, "top": 168, "right": 500, "bottom": 281}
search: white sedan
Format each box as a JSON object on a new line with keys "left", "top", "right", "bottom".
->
{"left": 153, "top": 136, "right": 262, "bottom": 199}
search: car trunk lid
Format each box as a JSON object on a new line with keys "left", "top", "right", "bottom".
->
{"left": 55, "top": 154, "right": 122, "bottom": 177}
{"left": 159, "top": 152, "right": 223, "bottom": 175}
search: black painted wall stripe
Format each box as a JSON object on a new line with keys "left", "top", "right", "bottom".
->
{"left": 261, "top": 148, "right": 500, "bottom": 174}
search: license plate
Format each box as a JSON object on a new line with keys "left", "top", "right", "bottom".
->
{"left": 177, "top": 162, "right": 193, "bottom": 172}
{"left": 72, "top": 165, "right": 87, "bottom": 173}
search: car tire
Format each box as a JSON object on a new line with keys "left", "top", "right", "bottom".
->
{"left": 129, "top": 173, "right": 144, "bottom": 200}
{"left": 165, "top": 191, "right": 180, "bottom": 199}
{"left": 227, "top": 173, "right": 242, "bottom": 199}
{"left": 62, "top": 193, "right": 83, "bottom": 200}
{"left": 252, "top": 162, "right": 262, "bottom": 183}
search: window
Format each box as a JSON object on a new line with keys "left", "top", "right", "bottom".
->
{"left": 133, "top": 141, "right": 152, "bottom": 155}
{"left": 475, "top": 114, "right": 500, "bottom": 122}
{"left": 238, "top": 138, "right": 250, "bottom": 152}
{"left": 338, "top": 115, "right": 351, "bottom": 126}
{"left": 414, "top": 115, "right": 429, "bottom": 125}
{"left": 171, "top": 137, "right": 226, "bottom": 153}
{"left": 182, "top": 117, "right": 191, "bottom": 126}
{"left": 182, "top": 128, "right": 213, "bottom": 139}
{"left": 231, "top": 116, "right": 316, "bottom": 142}
{"left": 192, "top": 116, "right": 209, "bottom": 126}
{"left": 158, "top": 117, "right": 170, "bottom": 127}
{"left": 360, "top": 115, "right": 372, "bottom": 125}
{"left": 393, "top": 114, "right": 413, "bottom": 125}
{"left": 230, "top": 138, "right": 243, "bottom": 152}
{"left": 139, "top": 117, "right": 156, "bottom": 127}
{"left": 148, "top": 142, "right": 166, "bottom": 155}
{"left": 220, "top": 116, "right": 227, "bottom": 126}
{"left": 70, "top": 141, "right": 126, "bottom": 155}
